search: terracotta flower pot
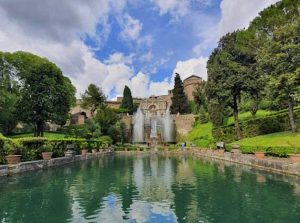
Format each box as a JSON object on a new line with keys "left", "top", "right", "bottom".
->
{"left": 5, "top": 155, "right": 21, "bottom": 165}
{"left": 255, "top": 152, "right": 265, "bottom": 159}
{"left": 81, "top": 149, "right": 88, "bottom": 156}
{"left": 42, "top": 152, "right": 53, "bottom": 160}
{"left": 92, "top": 149, "right": 97, "bottom": 154}
{"left": 218, "top": 149, "right": 225, "bottom": 155}
{"left": 289, "top": 154, "right": 300, "bottom": 163}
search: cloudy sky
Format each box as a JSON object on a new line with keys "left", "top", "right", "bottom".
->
{"left": 0, "top": 0, "right": 278, "bottom": 99}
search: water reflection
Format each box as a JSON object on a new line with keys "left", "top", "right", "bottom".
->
{"left": 0, "top": 155, "right": 300, "bottom": 222}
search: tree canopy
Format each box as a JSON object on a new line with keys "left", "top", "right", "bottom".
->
{"left": 81, "top": 84, "right": 106, "bottom": 117}
{"left": 120, "top": 85, "right": 134, "bottom": 114}
{"left": 0, "top": 51, "right": 76, "bottom": 136}
{"left": 171, "top": 73, "right": 189, "bottom": 114}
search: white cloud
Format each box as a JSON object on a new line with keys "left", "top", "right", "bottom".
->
{"left": 193, "top": 0, "right": 280, "bottom": 56}
{"left": 105, "top": 52, "right": 133, "bottom": 65}
{"left": 218, "top": 0, "right": 279, "bottom": 37}
{"left": 152, "top": 0, "right": 190, "bottom": 18}
{"left": 139, "top": 51, "right": 153, "bottom": 62}
{"left": 173, "top": 57, "right": 208, "bottom": 80}
{"left": 119, "top": 14, "right": 143, "bottom": 41}
{"left": 0, "top": 0, "right": 168, "bottom": 99}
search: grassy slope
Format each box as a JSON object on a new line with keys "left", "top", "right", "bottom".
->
{"left": 185, "top": 122, "right": 213, "bottom": 147}
{"left": 8, "top": 132, "right": 65, "bottom": 139}
{"left": 232, "top": 131, "right": 300, "bottom": 147}
{"left": 185, "top": 110, "right": 273, "bottom": 148}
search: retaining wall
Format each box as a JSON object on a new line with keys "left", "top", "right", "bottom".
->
{"left": 0, "top": 152, "right": 111, "bottom": 177}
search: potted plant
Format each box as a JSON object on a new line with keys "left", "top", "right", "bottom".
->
{"left": 254, "top": 147, "right": 266, "bottom": 159}
{"left": 80, "top": 142, "right": 88, "bottom": 156}
{"left": 91, "top": 142, "right": 98, "bottom": 154}
{"left": 5, "top": 141, "right": 22, "bottom": 165}
{"left": 289, "top": 147, "right": 300, "bottom": 163}
{"left": 40, "top": 142, "right": 53, "bottom": 160}
{"left": 254, "top": 151, "right": 266, "bottom": 159}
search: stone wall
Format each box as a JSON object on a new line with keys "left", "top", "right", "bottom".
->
{"left": 121, "top": 115, "right": 132, "bottom": 142}
{"left": 173, "top": 114, "right": 196, "bottom": 137}
{"left": 0, "top": 153, "right": 112, "bottom": 178}
{"left": 191, "top": 149, "right": 300, "bottom": 176}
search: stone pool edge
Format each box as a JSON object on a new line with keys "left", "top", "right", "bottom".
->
{"left": 0, "top": 152, "right": 112, "bottom": 177}
{"left": 2, "top": 150, "right": 300, "bottom": 178}
{"left": 179, "top": 150, "right": 300, "bottom": 177}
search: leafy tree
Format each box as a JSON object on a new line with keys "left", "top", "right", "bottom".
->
{"left": 94, "top": 106, "right": 119, "bottom": 135}
{"left": 193, "top": 81, "right": 207, "bottom": 113}
{"left": 81, "top": 84, "right": 106, "bottom": 117}
{"left": 171, "top": 73, "right": 189, "bottom": 114}
{"left": 198, "top": 107, "right": 208, "bottom": 124}
{"left": 0, "top": 53, "right": 19, "bottom": 134}
{"left": 11, "top": 52, "right": 76, "bottom": 137}
{"left": 257, "top": 20, "right": 300, "bottom": 132}
{"left": 107, "top": 121, "right": 126, "bottom": 144}
{"left": 207, "top": 99, "right": 224, "bottom": 127}
{"left": 120, "top": 85, "right": 134, "bottom": 114}
{"left": 84, "top": 119, "right": 102, "bottom": 139}
{"left": 206, "top": 31, "right": 262, "bottom": 139}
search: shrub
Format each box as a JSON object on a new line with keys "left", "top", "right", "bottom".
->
{"left": 0, "top": 135, "right": 109, "bottom": 164}
{"left": 213, "top": 108, "right": 300, "bottom": 142}
{"left": 238, "top": 145, "right": 300, "bottom": 158}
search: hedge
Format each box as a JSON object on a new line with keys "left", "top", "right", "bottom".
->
{"left": 234, "top": 145, "right": 300, "bottom": 158}
{"left": 0, "top": 135, "right": 113, "bottom": 165}
{"left": 212, "top": 108, "right": 300, "bottom": 143}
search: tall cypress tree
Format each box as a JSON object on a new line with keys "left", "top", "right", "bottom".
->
{"left": 171, "top": 73, "right": 189, "bottom": 114}
{"left": 121, "top": 85, "right": 134, "bottom": 114}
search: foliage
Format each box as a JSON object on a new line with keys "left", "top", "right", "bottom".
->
{"left": 213, "top": 108, "right": 300, "bottom": 142}
{"left": 0, "top": 53, "right": 19, "bottom": 134}
{"left": 107, "top": 121, "right": 126, "bottom": 144}
{"left": 0, "top": 135, "right": 109, "bottom": 164}
{"left": 120, "top": 85, "right": 134, "bottom": 115}
{"left": 207, "top": 99, "right": 224, "bottom": 127}
{"left": 81, "top": 84, "right": 106, "bottom": 117}
{"left": 232, "top": 131, "right": 300, "bottom": 148}
{"left": 198, "top": 107, "right": 208, "bottom": 124}
{"left": 94, "top": 106, "right": 119, "bottom": 135}
{"left": 39, "top": 142, "right": 53, "bottom": 153}
{"left": 206, "top": 30, "right": 263, "bottom": 139}
{"left": 171, "top": 73, "right": 189, "bottom": 114}
{"left": 84, "top": 119, "right": 102, "bottom": 139}
{"left": 8, "top": 131, "right": 65, "bottom": 139}
{"left": 2, "top": 51, "right": 76, "bottom": 137}
{"left": 256, "top": 17, "right": 300, "bottom": 132}
{"left": 184, "top": 122, "right": 214, "bottom": 148}
{"left": 193, "top": 81, "right": 207, "bottom": 113}
{"left": 234, "top": 145, "right": 300, "bottom": 158}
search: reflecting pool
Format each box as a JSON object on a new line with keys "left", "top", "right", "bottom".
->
{"left": 1, "top": 154, "right": 300, "bottom": 222}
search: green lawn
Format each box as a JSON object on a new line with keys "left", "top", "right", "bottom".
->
{"left": 8, "top": 132, "right": 65, "bottom": 139}
{"left": 232, "top": 131, "right": 300, "bottom": 147}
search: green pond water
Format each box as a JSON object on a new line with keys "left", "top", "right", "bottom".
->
{"left": 1, "top": 154, "right": 300, "bottom": 223}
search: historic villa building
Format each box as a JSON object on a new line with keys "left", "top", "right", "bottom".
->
{"left": 70, "top": 75, "right": 203, "bottom": 140}
{"left": 70, "top": 75, "right": 203, "bottom": 124}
